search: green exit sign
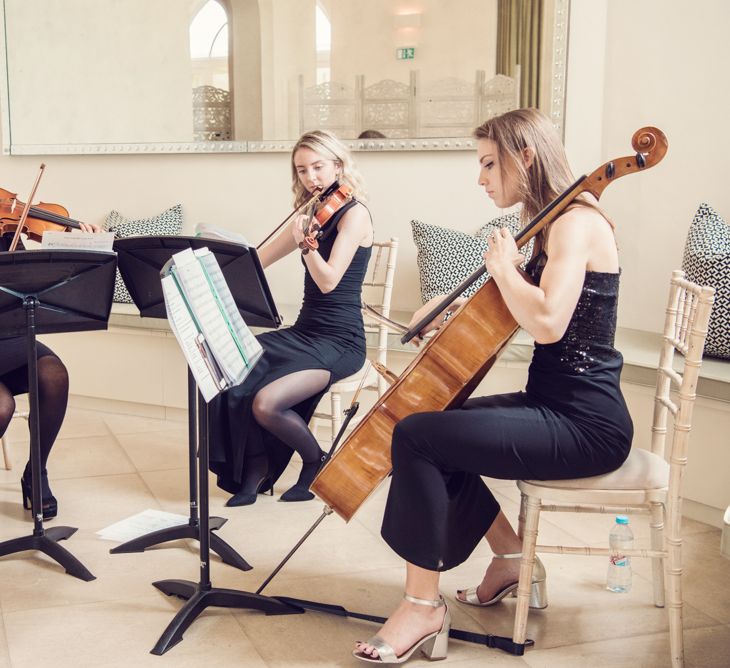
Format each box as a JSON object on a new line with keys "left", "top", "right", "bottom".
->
{"left": 396, "top": 47, "right": 415, "bottom": 60}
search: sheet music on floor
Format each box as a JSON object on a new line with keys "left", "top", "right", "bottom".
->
{"left": 96, "top": 509, "right": 189, "bottom": 543}
{"left": 161, "top": 246, "right": 263, "bottom": 402}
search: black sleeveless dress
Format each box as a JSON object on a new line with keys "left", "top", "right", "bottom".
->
{"left": 209, "top": 201, "right": 372, "bottom": 492}
{"left": 380, "top": 253, "right": 634, "bottom": 571}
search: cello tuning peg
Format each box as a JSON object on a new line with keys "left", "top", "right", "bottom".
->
{"left": 605, "top": 161, "right": 615, "bottom": 179}
{"left": 635, "top": 152, "right": 646, "bottom": 168}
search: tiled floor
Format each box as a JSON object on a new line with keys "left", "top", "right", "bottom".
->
{"left": 1, "top": 407, "right": 728, "bottom": 667}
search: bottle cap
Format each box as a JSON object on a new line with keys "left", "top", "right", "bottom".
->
{"left": 616, "top": 515, "right": 629, "bottom": 525}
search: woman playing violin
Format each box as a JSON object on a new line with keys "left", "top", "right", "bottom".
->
{"left": 353, "top": 109, "right": 633, "bottom": 664}
{"left": 209, "top": 130, "right": 373, "bottom": 505}
{"left": 1, "top": 220, "right": 101, "bottom": 520}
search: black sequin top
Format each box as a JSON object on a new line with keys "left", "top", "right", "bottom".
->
{"left": 524, "top": 252, "right": 633, "bottom": 455}
{"left": 528, "top": 254, "right": 622, "bottom": 374}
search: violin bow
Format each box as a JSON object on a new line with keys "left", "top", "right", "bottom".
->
{"left": 401, "top": 126, "right": 669, "bottom": 343}
{"left": 9, "top": 163, "right": 46, "bottom": 252}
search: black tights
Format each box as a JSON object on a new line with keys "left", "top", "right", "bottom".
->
{"left": 0, "top": 355, "right": 69, "bottom": 475}
{"left": 252, "top": 368, "right": 330, "bottom": 464}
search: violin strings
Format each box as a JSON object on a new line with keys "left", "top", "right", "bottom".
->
{"left": 28, "top": 205, "right": 82, "bottom": 229}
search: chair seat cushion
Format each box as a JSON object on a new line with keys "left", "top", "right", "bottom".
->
{"left": 523, "top": 448, "right": 669, "bottom": 491}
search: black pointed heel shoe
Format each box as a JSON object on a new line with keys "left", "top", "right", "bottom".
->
{"left": 20, "top": 469, "right": 58, "bottom": 520}
{"left": 280, "top": 448, "right": 327, "bottom": 503}
{"left": 226, "top": 475, "right": 273, "bottom": 507}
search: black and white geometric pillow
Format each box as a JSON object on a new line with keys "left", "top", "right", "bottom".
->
{"left": 411, "top": 212, "right": 530, "bottom": 304}
{"left": 104, "top": 204, "right": 184, "bottom": 304}
{"left": 681, "top": 202, "right": 730, "bottom": 359}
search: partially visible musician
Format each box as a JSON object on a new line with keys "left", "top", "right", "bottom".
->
{"left": 209, "top": 130, "right": 373, "bottom": 506}
{"left": 1, "top": 221, "right": 101, "bottom": 520}
{"left": 353, "top": 109, "right": 633, "bottom": 664}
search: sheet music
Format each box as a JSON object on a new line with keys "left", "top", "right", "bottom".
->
{"left": 169, "top": 248, "right": 247, "bottom": 384}
{"left": 96, "top": 509, "right": 189, "bottom": 543}
{"left": 196, "top": 248, "right": 263, "bottom": 375}
{"left": 162, "top": 273, "right": 222, "bottom": 402}
{"left": 194, "top": 222, "right": 250, "bottom": 246}
{"left": 41, "top": 230, "right": 115, "bottom": 251}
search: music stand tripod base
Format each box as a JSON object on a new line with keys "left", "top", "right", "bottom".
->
{"left": 0, "top": 526, "right": 95, "bottom": 581}
{"left": 149, "top": 394, "right": 301, "bottom": 655}
{"left": 151, "top": 579, "right": 303, "bottom": 655}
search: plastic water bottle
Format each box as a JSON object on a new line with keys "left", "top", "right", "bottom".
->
{"left": 606, "top": 515, "right": 633, "bottom": 593}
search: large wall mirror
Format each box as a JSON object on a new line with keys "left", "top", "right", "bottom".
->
{"left": 0, "top": 0, "right": 568, "bottom": 154}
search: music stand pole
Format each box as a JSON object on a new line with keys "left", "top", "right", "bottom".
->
{"left": 110, "top": 367, "right": 251, "bottom": 572}
{"left": 0, "top": 296, "right": 94, "bottom": 581}
{"left": 150, "top": 392, "right": 302, "bottom": 655}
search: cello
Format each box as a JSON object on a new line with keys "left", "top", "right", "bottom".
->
{"left": 310, "top": 126, "right": 668, "bottom": 522}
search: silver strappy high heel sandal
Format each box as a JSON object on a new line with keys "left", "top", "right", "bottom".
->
{"left": 456, "top": 552, "right": 547, "bottom": 609}
{"left": 353, "top": 594, "right": 451, "bottom": 664}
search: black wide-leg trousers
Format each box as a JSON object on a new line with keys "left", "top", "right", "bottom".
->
{"left": 381, "top": 392, "right": 627, "bottom": 572}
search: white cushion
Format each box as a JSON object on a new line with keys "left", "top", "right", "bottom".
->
{"left": 524, "top": 448, "right": 669, "bottom": 491}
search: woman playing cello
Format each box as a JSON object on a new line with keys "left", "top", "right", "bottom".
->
{"left": 353, "top": 109, "right": 633, "bottom": 664}
{"left": 209, "top": 130, "right": 373, "bottom": 506}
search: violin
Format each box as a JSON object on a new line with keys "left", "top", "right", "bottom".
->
{"left": 299, "top": 182, "right": 354, "bottom": 254}
{"left": 0, "top": 186, "right": 86, "bottom": 243}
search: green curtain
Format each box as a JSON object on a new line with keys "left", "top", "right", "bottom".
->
{"left": 496, "top": 0, "right": 543, "bottom": 108}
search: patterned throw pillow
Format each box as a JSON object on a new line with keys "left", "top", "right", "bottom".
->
{"left": 681, "top": 203, "right": 730, "bottom": 359}
{"left": 105, "top": 204, "right": 184, "bottom": 304}
{"left": 411, "top": 212, "right": 528, "bottom": 303}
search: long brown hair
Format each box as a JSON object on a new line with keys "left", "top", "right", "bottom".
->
{"left": 473, "top": 108, "right": 605, "bottom": 227}
{"left": 290, "top": 130, "right": 367, "bottom": 208}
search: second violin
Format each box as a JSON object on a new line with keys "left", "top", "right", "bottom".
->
{"left": 299, "top": 182, "right": 353, "bottom": 254}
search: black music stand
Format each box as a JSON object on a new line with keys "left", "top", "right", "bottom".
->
{"left": 0, "top": 249, "right": 116, "bottom": 581}
{"left": 112, "top": 237, "right": 300, "bottom": 654}
{"left": 110, "top": 236, "right": 281, "bottom": 572}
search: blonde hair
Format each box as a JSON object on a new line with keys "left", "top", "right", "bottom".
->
{"left": 473, "top": 108, "right": 602, "bottom": 226}
{"left": 290, "top": 130, "right": 368, "bottom": 208}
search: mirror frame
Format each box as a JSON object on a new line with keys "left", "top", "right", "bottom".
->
{"left": 0, "top": 0, "right": 568, "bottom": 155}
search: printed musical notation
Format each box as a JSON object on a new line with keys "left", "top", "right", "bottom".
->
{"left": 161, "top": 247, "right": 263, "bottom": 402}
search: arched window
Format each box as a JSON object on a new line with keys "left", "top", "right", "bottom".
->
{"left": 190, "top": 0, "right": 231, "bottom": 140}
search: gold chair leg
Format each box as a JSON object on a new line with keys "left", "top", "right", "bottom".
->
{"left": 512, "top": 495, "right": 541, "bottom": 646}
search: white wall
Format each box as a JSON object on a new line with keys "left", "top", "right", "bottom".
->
{"left": 569, "top": 0, "right": 730, "bottom": 333}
